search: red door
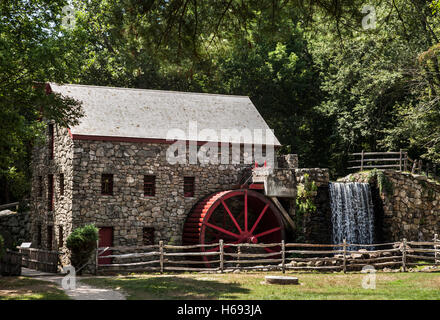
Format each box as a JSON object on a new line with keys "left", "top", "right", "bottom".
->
{"left": 98, "top": 227, "right": 113, "bottom": 265}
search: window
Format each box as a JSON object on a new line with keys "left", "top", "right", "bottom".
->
{"left": 142, "top": 227, "right": 155, "bottom": 245}
{"left": 59, "top": 173, "right": 64, "bottom": 196}
{"left": 47, "top": 225, "right": 53, "bottom": 251}
{"left": 48, "top": 174, "right": 54, "bottom": 211}
{"left": 48, "top": 123, "right": 54, "bottom": 159}
{"left": 144, "top": 175, "right": 156, "bottom": 197}
{"left": 101, "top": 174, "right": 113, "bottom": 195}
{"left": 58, "top": 226, "right": 63, "bottom": 248}
{"left": 184, "top": 177, "right": 195, "bottom": 197}
{"left": 38, "top": 176, "right": 43, "bottom": 198}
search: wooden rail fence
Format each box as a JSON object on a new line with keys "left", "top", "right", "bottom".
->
{"left": 95, "top": 235, "right": 440, "bottom": 274}
{"left": 348, "top": 150, "right": 439, "bottom": 179}
{"left": 19, "top": 247, "right": 60, "bottom": 273}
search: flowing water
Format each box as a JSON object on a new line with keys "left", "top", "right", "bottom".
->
{"left": 329, "top": 182, "right": 375, "bottom": 246}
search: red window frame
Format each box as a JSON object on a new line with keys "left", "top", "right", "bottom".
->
{"left": 48, "top": 174, "right": 54, "bottom": 211}
{"left": 184, "top": 177, "right": 195, "bottom": 197}
{"left": 48, "top": 124, "right": 54, "bottom": 159}
{"left": 144, "top": 175, "right": 156, "bottom": 197}
{"left": 59, "top": 173, "right": 64, "bottom": 196}
{"left": 101, "top": 174, "right": 114, "bottom": 195}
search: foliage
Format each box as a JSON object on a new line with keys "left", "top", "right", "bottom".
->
{"left": 66, "top": 224, "right": 99, "bottom": 273}
{"left": 0, "top": 0, "right": 83, "bottom": 203}
{"left": 367, "top": 169, "right": 394, "bottom": 195}
{"left": 294, "top": 174, "right": 318, "bottom": 241}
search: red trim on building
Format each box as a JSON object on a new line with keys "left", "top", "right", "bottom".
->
{"left": 71, "top": 134, "right": 281, "bottom": 148}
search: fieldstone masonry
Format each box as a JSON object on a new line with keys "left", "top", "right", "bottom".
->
{"left": 340, "top": 170, "right": 440, "bottom": 242}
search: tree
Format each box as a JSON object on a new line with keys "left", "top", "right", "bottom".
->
{"left": 0, "top": 0, "right": 83, "bottom": 203}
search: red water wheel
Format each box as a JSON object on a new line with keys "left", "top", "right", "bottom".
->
{"left": 182, "top": 189, "right": 285, "bottom": 265}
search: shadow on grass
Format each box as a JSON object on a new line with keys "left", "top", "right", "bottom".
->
{"left": 82, "top": 276, "right": 250, "bottom": 300}
{"left": 0, "top": 277, "right": 70, "bottom": 300}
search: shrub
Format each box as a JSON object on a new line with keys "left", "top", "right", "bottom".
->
{"left": 66, "top": 224, "right": 99, "bottom": 273}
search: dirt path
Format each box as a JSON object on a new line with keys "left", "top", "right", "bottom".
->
{"left": 21, "top": 268, "right": 126, "bottom": 300}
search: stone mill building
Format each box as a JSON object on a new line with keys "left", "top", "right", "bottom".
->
{"left": 31, "top": 83, "right": 325, "bottom": 266}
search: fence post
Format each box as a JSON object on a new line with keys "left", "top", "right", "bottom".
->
{"left": 434, "top": 234, "right": 439, "bottom": 267}
{"left": 95, "top": 240, "right": 99, "bottom": 275}
{"left": 159, "top": 240, "right": 164, "bottom": 274}
{"left": 219, "top": 239, "right": 224, "bottom": 273}
{"left": 402, "top": 238, "right": 407, "bottom": 272}
{"left": 412, "top": 160, "right": 417, "bottom": 174}
{"left": 404, "top": 152, "right": 408, "bottom": 172}
{"left": 236, "top": 246, "right": 241, "bottom": 270}
{"left": 343, "top": 238, "right": 347, "bottom": 273}
{"left": 281, "top": 240, "right": 286, "bottom": 274}
{"left": 360, "top": 151, "right": 364, "bottom": 171}
{"left": 399, "top": 149, "right": 402, "bottom": 171}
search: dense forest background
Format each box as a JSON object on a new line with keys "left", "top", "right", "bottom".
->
{"left": 1, "top": 0, "right": 440, "bottom": 203}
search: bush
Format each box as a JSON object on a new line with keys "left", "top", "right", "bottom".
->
{"left": 66, "top": 224, "right": 99, "bottom": 273}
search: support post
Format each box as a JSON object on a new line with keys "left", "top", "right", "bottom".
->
{"left": 281, "top": 240, "right": 286, "bottom": 274}
{"left": 399, "top": 149, "right": 402, "bottom": 171}
{"left": 95, "top": 240, "right": 99, "bottom": 275}
{"left": 412, "top": 160, "right": 417, "bottom": 174}
{"left": 402, "top": 238, "right": 407, "bottom": 272}
{"left": 219, "top": 239, "right": 224, "bottom": 273}
{"left": 360, "top": 151, "right": 364, "bottom": 171}
{"left": 343, "top": 238, "right": 347, "bottom": 273}
{"left": 434, "top": 234, "right": 439, "bottom": 267}
{"left": 236, "top": 246, "right": 241, "bottom": 270}
{"left": 404, "top": 152, "right": 408, "bottom": 172}
{"left": 159, "top": 240, "right": 164, "bottom": 274}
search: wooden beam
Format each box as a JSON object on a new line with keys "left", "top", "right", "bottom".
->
{"left": 270, "top": 197, "right": 296, "bottom": 230}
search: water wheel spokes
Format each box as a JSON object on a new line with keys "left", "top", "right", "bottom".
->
{"left": 183, "top": 189, "right": 285, "bottom": 266}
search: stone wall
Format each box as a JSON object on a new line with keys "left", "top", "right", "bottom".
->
{"left": 0, "top": 210, "right": 30, "bottom": 247}
{"left": 30, "top": 122, "right": 74, "bottom": 265}
{"left": 340, "top": 170, "right": 440, "bottom": 242}
{"left": 70, "top": 139, "right": 253, "bottom": 248}
{"left": 295, "top": 168, "right": 331, "bottom": 243}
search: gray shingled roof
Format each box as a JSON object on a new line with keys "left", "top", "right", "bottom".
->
{"left": 48, "top": 83, "right": 280, "bottom": 146}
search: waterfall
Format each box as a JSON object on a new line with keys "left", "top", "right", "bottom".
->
{"left": 329, "top": 182, "right": 375, "bottom": 246}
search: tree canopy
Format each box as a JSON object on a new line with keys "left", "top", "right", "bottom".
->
{"left": 1, "top": 0, "right": 439, "bottom": 201}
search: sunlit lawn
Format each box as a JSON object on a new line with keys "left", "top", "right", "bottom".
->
{"left": 0, "top": 277, "right": 70, "bottom": 300}
{"left": 81, "top": 271, "right": 440, "bottom": 300}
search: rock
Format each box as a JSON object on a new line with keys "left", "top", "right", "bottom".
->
{"left": 265, "top": 276, "right": 299, "bottom": 285}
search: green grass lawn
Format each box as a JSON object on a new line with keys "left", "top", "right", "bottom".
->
{"left": 81, "top": 271, "right": 440, "bottom": 300}
{"left": 0, "top": 277, "right": 70, "bottom": 300}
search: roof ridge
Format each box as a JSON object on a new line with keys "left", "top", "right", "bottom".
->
{"left": 48, "top": 82, "right": 250, "bottom": 99}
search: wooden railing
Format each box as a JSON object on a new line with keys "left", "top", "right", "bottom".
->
{"left": 348, "top": 150, "right": 439, "bottom": 179}
{"left": 0, "top": 202, "right": 19, "bottom": 211}
{"left": 95, "top": 235, "right": 440, "bottom": 274}
{"left": 19, "top": 247, "right": 60, "bottom": 273}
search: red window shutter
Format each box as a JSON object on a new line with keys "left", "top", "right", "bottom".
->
{"left": 184, "top": 177, "right": 195, "bottom": 197}
{"left": 58, "top": 226, "right": 64, "bottom": 248}
{"left": 47, "top": 225, "right": 53, "bottom": 251}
